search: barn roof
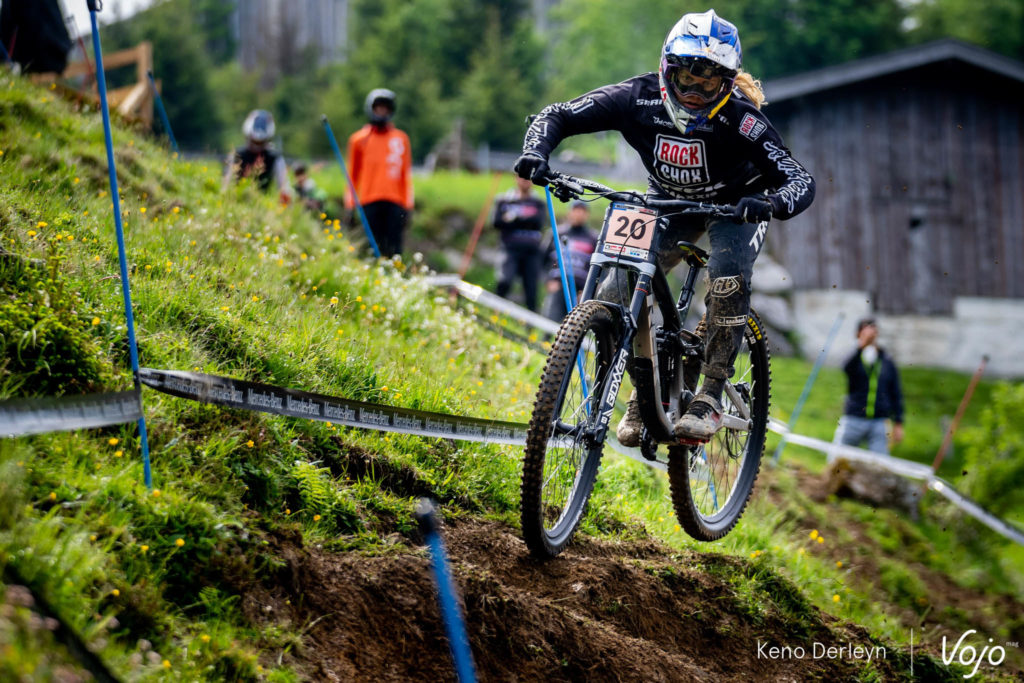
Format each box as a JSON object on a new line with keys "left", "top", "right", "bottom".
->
{"left": 764, "top": 39, "right": 1024, "bottom": 103}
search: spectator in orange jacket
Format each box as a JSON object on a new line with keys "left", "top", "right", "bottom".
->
{"left": 345, "top": 89, "right": 413, "bottom": 258}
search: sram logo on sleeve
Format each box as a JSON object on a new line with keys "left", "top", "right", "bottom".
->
{"left": 739, "top": 113, "right": 767, "bottom": 140}
{"left": 653, "top": 135, "right": 709, "bottom": 187}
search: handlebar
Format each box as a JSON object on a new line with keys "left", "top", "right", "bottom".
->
{"left": 541, "top": 170, "right": 739, "bottom": 219}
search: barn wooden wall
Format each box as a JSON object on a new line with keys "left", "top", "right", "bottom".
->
{"left": 766, "top": 66, "right": 1024, "bottom": 314}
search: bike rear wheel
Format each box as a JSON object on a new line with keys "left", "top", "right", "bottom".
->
{"left": 668, "top": 311, "right": 771, "bottom": 541}
{"left": 521, "top": 300, "right": 617, "bottom": 558}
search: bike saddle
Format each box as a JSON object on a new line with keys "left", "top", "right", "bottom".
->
{"left": 675, "top": 241, "right": 709, "bottom": 267}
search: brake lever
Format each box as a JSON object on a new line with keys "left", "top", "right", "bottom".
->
{"left": 549, "top": 178, "right": 583, "bottom": 202}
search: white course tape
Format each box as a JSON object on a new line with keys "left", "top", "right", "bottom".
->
{"left": 767, "top": 418, "right": 1024, "bottom": 546}
{"left": 427, "top": 275, "right": 562, "bottom": 336}
{"left": 0, "top": 390, "right": 142, "bottom": 438}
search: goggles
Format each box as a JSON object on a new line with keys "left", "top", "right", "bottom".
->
{"left": 663, "top": 56, "right": 732, "bottom": 103}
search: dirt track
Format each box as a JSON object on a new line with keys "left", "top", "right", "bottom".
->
{"left": 242, "top": 519, "right": 949, "bottom": 682}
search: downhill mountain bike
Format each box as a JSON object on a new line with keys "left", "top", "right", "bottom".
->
{"left": 520, "top": 172, "right": 771, "bottom": 558}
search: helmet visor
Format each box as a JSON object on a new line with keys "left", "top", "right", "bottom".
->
{"left": 664, "top": 57, "right": 732, "bottom": 105}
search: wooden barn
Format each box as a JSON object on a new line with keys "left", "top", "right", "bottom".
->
{"left": 763, "top": 40, "right": 1024, "bottom": 317}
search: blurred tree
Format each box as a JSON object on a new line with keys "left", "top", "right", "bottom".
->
{"left": 546, "top": 0, "right": 909, "bottom": 101}
{"left": 907, "top": 0, "right": 1024, "bottom": 60}
{"left": 102, "top": 0, "right": 226, "bottom": 151}
{"left": 189, "top": 0, "right": 237, "bottom": 65}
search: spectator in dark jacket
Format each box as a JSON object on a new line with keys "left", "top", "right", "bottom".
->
{"left": 833, "top": 317, "right": 904, "bottom": 455}
{"left": 493, "top": 175, "right": 547, "bottom": 312}
{"left": 541, "top": 200, "right": 598, "bottom": 322}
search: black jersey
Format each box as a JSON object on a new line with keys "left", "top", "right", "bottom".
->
{"left": 232, "top": 145, "right": 281, "bottom": 192}
{"left": 522, "top": 72, "right": 814, "bottom": 220}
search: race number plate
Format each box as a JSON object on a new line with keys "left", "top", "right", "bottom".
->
{"left": 600, "top": 203, "right": 658, "bottom": 261}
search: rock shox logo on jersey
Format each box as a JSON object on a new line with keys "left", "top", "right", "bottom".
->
{"left": 654, "top": 135, "right": 709, "bottom": 188}
{"left": 739, "top": 113, "right": 767, "bottom": 140}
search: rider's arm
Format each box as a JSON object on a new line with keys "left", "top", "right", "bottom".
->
{"left": 740, "top": 111, "right": 816, "bottom": 220}
{"left": 522, "top": 79, "right": 634, "bottom": 159}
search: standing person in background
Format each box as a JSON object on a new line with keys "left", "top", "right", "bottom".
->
{"left": 493, "top": 175, "right": 547, "bottom": 312}
{"left": 346, "top": 89, "right": 413, "bottom": 258}
{"left": 541, "top": 199, "right": 598, "bottom": 322}
{"left": 223, "top": 109, "right": 292, "bottom": 203}
{"left": 833, "top": 317, "right": 905, "bottom": 455}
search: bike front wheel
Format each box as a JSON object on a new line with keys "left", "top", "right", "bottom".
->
{"left": 521, "top": 300, "right": 618, "bottom": 558}
{"left": 668, "top": 311, "right": 771, "bottom": 541}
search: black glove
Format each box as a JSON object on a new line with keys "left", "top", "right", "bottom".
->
{"left": 735, "top": 196, "right": 773, "bottom": 224}
{"left": 513, "top": 152, "right": 550, "bottom": 186}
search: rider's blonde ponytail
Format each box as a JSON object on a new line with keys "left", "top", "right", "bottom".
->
{"left": 734, "top": 70, "right": 766, "bottom": 109}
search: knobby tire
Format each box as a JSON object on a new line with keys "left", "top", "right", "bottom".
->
{"left": 668, "top": 311, "right": 771, "bottom": 541}
{"left": 521, "top": 300, "right": 616, "bottom": 558}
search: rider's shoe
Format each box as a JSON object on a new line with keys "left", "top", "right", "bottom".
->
{"left": 616, "top": 392, "right": 643, "bottom": 447}
{"left": 674, "top": 393, "right": 723, "bottom": 443}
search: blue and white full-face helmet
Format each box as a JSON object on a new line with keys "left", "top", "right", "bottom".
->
{"left": 658, "top": 10, "right": 742, "bottom": 134}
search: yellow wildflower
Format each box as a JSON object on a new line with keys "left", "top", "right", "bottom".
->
{"left": 162, "top": 660, "right": 170, "bottom": 669}
{"left": 246, "top": 440, "right": 254, "bottom": 448}
{"left": 111, "top": 589, "right": 120, "bottom": 597}
{"left": 832, "top": 594, "right": 841, "bottom": 603}
{"left": 139, "top": 207, "right": 147, "bottom": 214}
{"left": 108, "top": 437, "right": 119, "bottom": 446}
{"left": 836, "top": 560, "right": 843, "bottom": 569}
{"left": 172, "top": 206, "right": 180, "bottom": 214}
{"left": 49, "top": 492, "right": 57, "bottom": 501}
{"left": 252, "top": 295, "right": 260, "bottom": 302}
{"left": 140, "top": 545, "right": 149, "bottom": 553}
{"left": 27, "top": 230, "right": 36, "bottom": 237}
{"left": 37, "top": 221, "right": 48, "bottom": 228}
{"left": 330, "top": 296, "right": 339, "bottom": 305}
{"left": 200, "top": 634, "right": 211, "bottom": 643}
{"left": 92, "top": 317, "right": 100, "bottom": 326}
{"left": 174, "top": 538, "right": 185, "bottom": 547}
{"left": 152, "top": 489, "right": 161, "bottom": 498}
{"left": 313, "top": 514, "right": 321, "bottom": 522}
{"left": 114, "top": 450, "right": 123, "bottom": 458}
{"left": 809, "top": 529, "right": 819, "bottom": 540}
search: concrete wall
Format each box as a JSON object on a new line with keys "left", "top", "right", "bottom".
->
{"left": 792, "top": 291, "right": 1024, "bottom": 378}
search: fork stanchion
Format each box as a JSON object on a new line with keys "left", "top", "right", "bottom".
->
{"left": 415, "top": 499, "right": 478, "bottom": 683}
{"left": 320, "top": 115, "right": 381, "bottom": 258}
{"left": 88, "top": 0, "right": 153, "bottom": 489}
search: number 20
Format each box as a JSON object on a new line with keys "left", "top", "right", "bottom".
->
{"left": 614, "top": 216, "right": 646, "bottom": 240}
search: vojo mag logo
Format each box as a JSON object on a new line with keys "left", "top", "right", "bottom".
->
{"left": 940, "top": 629, "right": 1011, "bottom": 679}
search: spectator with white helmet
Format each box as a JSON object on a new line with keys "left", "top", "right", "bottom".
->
{"left": 223, "top": 109, "right": 292, "bottom": 202}
{"left": 515, "top": 9, "right": 815, "bottom": 444}
{"left": 345, "top": 88, "right": 413, "bottom": 258}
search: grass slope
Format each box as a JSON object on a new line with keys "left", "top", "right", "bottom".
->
{"left": 1, "top": 76, "right": 1021, "bottom": 681}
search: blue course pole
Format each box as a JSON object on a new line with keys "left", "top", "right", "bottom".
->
{"left": 0, "top": 39, "right": 11, "bottom": 65}
{"left": 544, "top": 186, "right": 578, "bottom": 314}
{"left": 88, "top": 1, "right": 153, "bottom": 489}
{"left": 146, "top": 70, "right": 178, "bottom": 155}
{"left": 772, "top": 312, "right": 845, "bottom": 464}
{"left": 320, "top": 115, "right": 381, "bottom": 258}
{"left": 415, "top": 500, "right": 477, "bottom": 683}
{"left": 544, "top": 187, "right": 590, "bottom": 404}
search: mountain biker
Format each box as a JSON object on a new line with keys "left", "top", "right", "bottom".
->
{"left": 346, "top": 88, "right": 414, "bottom": 258}
{"left": 514, "top": 9, "right": 815, "bottom": 444}
{"left": 224, "top": 109, "right": 292, "bottom": 203}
